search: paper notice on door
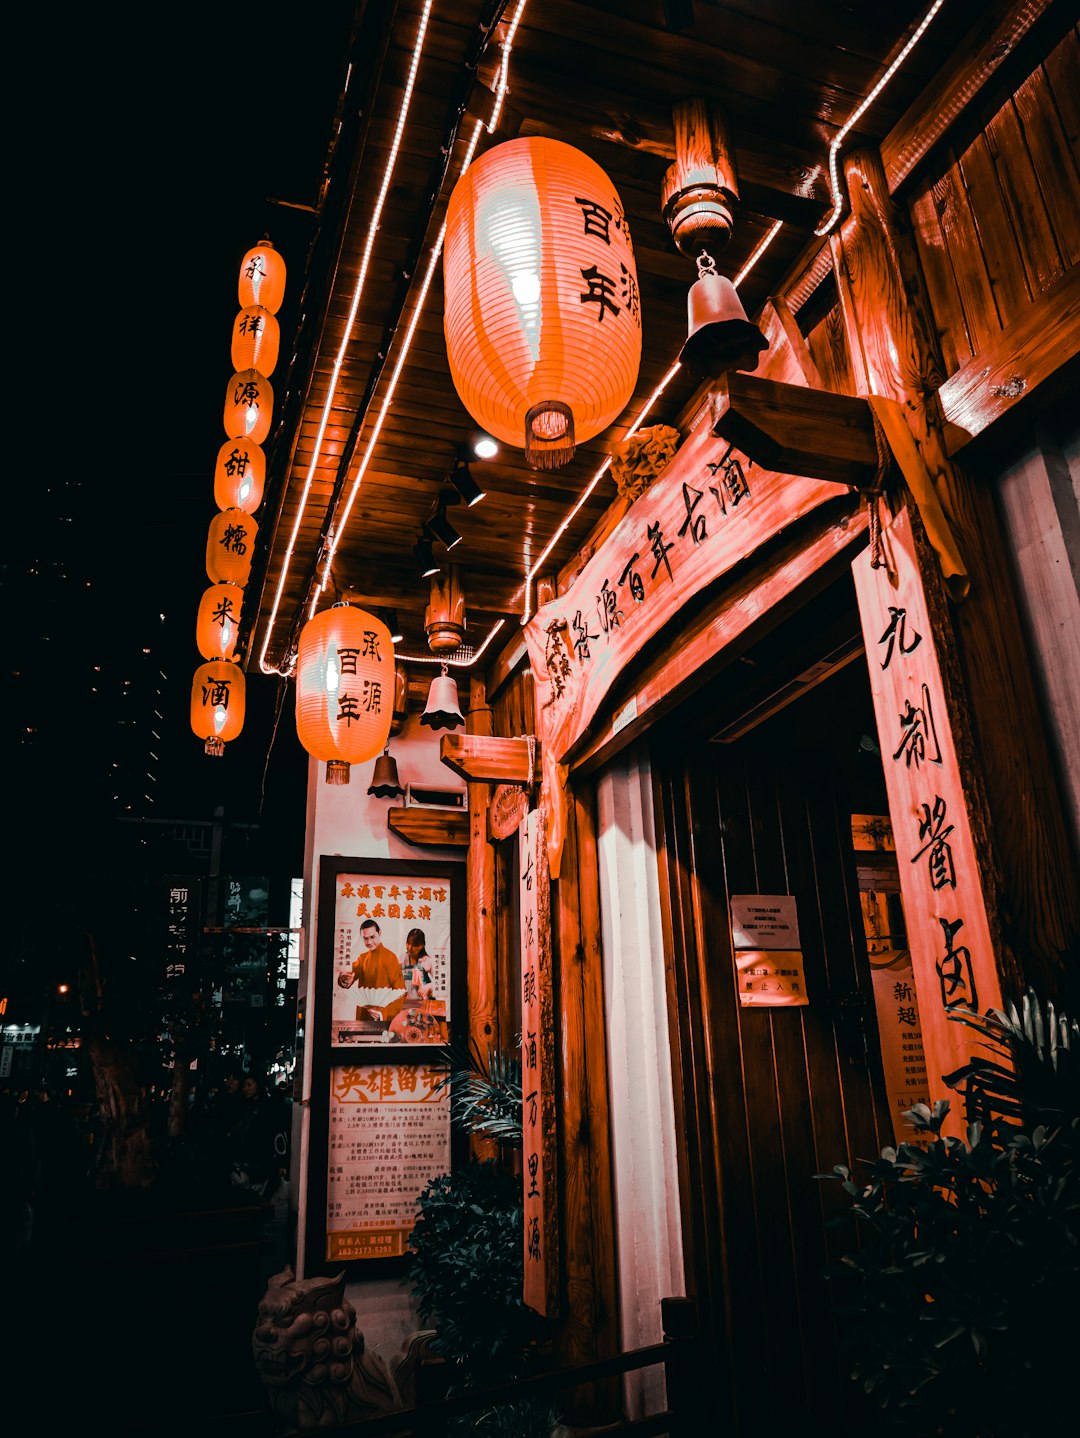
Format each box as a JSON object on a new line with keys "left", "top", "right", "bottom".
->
{"left": 736, "top": 950, "right": 808, "bottom": 1006}
{"left": 730, "top": 894, "right": 801, "bottom": 950}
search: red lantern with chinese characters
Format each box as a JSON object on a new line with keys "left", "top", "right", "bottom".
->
{"left": 223, "top": 368, "right": 273, "bottom": 443}
{"left": 230, "top": 305, "right": 280, "bottom": 375}
{"left": 295, "top": 604, "right": 394, "bottom": 784}
{"left": 191, "top": 660, "right": 245, "bottom": 756}
{"left": 214, "top": 437, "right": 265, "bottom": 513}
{"left": 196, "top": 582, "right": 243, "bottom": 661}
{"left": 206, "top": 509, "right": 258, "bottom": 587}
{"left": 444, "top": 137, "right": 641, "bottom": 469}
{"left": 237, "top": 239, "right": 287, "bottom": 314}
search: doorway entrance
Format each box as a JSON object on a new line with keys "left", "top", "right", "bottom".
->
{"left": 649, "top": 572, "right": 899, "bottom": 1434}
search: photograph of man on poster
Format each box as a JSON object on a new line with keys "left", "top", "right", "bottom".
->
{"left": 330, "top": 871, "right": 453, "bottom": 1046}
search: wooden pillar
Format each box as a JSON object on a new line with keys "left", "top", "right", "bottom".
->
{"left": 466, "top": 676, "right": 498, "bottom": 1068}
{"left": 551, "top": 781, "right": 618, "bottom": 1402}
{"left": 832, "top": 145, "right": 1080, "bottom": 992}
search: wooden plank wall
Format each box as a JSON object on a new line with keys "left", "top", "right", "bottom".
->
{"left": 652, "top": 738, "right": 891, "bottom": 1436}
{"left": 909, "top": 27, "right": 1079, "bottom": 377}
{"left": 490, "top": 664, "right": 619, "bottom": 1386}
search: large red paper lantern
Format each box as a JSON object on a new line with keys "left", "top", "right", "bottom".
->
{"left": 196, "top": 582, "right": 243, "bottom": 661}
{"left": 223, "top": 368, "right": 273, "bottom": 443}
{"left": 237, "top": 239, "right": 287, "bottom": 314}
{"left": 213, "top": 437, "right": 265, "bottom": 513}
{"left": 191, "top": 660, "right": 245, "bottom": 756}
{"left": 444, "top": 137, "right": 641, "bottom": 469}
{"left": 206, "top": 509, "right": 258, "bottom": 587}
{"left": 230, "top": 305, "right": 280, "bottom": 376}
{"left": 295, "top": 605, "right": 394, "bottom": 784}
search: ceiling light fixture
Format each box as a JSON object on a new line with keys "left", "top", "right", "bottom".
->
{"left": 414, "top": 537, "right": 440, "bottom": 578}
{"left": 450, "top": 457, "right": 486, "bottom": 506}
{"left": 424, "top": 508, "right": 462, "bottom": 550}
{"left": 471, "top": 433, "right": 499, "bottom": 460}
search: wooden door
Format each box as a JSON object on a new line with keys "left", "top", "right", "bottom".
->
{"left": 651, "top": 709, "right": 892, "bottom": 1434}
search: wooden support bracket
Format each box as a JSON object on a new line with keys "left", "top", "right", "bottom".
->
{"left": 440, "top": 734, "right": 541, "bottom": 785}
{"left": 712, "top": 372, "right": 879, "bottom": 488}
{"left": 388, "top": 807, "right": 469, "bottom": 847}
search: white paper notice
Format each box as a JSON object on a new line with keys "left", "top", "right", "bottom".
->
{"left": 730, "top": 894, "right": 801, "bottom": 951}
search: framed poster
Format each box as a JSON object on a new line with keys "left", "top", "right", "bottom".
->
{"left": 306, "top": 855, "right": 467, "bottom": 1274}
{"left": 325, "top": 862, "right": 458, "bottom": 1047}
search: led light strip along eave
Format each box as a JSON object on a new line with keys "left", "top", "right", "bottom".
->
{"left": 256, "top": 0, "right": 436, "bottom": 677}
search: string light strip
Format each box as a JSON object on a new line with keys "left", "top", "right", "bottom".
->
{"left": 396, "top": 619, "right": 506, "bottom": 668}
{"left": 257, "top": 0, "right": 436, "bottom": 676}
{"left": 520, "top": 218, "right": 785, "bottom": 622}
{"left": 814, "top": 0, "right": 946, "bottom": 237}
{"left": 310, "top": 0, "right": 530, "bottom": 620}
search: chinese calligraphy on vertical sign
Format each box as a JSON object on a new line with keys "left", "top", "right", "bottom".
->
{"left": 519, "top": 808, "right": 557, "bottom": 1316}
{"left": 331, "top": 872, "right": 452, "bottom": 1046}
{"left": 853, "top": 507, "right": 1002, "bottom": 1128}
{"left": 730, "top": 894, "right": 808, "bottom": 1007}
{"left": 325, "top": 1063, "right": 450, "bottom": 1261}
{"left": 163, "top": 876, "right": 200, "bottom": 985}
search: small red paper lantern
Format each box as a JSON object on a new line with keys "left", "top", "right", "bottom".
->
{"left": 237, "top": 239, "right": 286, "bottom": 315}
{"left": 295, "top": 604, "right": 394, "bottom": 784}
{"left": 191, "top": 660, "right": 245, "bottom": 756}
{"left": 206, "top": 509, "right": 258, "bottom": 587}
{"left": 230, "top": 305, "right": 280, "bottom": 376}
{"left": 223, "top": 368, "right": 273, "bottom": 443}
{"left": 196, "top": 582, "right": 243, "bottom": 661}
{"left": 214, "top": 437, "right": 265, "bottom": 513}
{"left": 444, "top": 137, "right": 641, "bottom": 469}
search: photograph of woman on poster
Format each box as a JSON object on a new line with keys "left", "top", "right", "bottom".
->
{"left": 331, "top": 874, "right": 452, "bottom": 1045}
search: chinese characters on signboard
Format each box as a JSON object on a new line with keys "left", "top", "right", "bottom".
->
{"left": 325, "top": 1062, "right": 450, "bottom": 1262}
{"left": 730, "top": 894, "right": 808, "bottom": 1007}
{"left": 331, "top": 873, "right": 452, "bottom": 1046}
{"left": 519, "top": 808, "right": 557, "bottom": 1316}
{"left": 853, "top": 507, "right": 1002, "bottom": 1117}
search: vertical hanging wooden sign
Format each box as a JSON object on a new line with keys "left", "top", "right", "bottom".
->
{"left": 853, "top": 506, "right": 1004, "bottom": 1126}
{"left": 519, "top": 806, "right": 558, "bottom": 1315}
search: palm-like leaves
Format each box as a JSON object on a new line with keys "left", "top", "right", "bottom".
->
{"left": 432, "top": 1036, "right": 523, "bottom": 1146}
{"left": 943, "top": 989, "right": 1079, "bottom": 1128}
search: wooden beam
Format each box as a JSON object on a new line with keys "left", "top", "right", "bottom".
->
{"left": 711, "top": 372, "right": 878, "bottom": 486}
{"left": 387, "top": 808, "right": 469, "bottom": 847}
{"left": 465, "top": 679, "right": 500, "bottom": 1152}
{"left": 880, "top": 0, "right": 1055, "bottom": 194}
{"left": 440, "top": 733, "right": 540, "bottom": 784}
{"left": 569, "top": 498, "right": 866, "bottom": 776}
{"left": 938, "top": 263, "right": 1080, "bottom": 455}
{"left": 832, "top": 144, "right": 1080, "bottom": 984}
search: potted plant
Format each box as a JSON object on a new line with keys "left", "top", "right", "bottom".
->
{"left": 406, "top": 1041, "right": 556, "bottom": 1435}
{"left": 820, "top": 992, "right": 1079, "bottom": 1437}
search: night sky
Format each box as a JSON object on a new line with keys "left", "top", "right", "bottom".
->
{"left": 13, "top": 4, "right": 358, "bottom": 892}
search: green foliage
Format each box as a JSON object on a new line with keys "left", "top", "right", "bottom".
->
{"left": 433, "top": 1036, "right": 524, "bottom": 1146}
{"left": 408, "top": 1160, "right": 548, "bottom": 1381}
{"left": 820, "top": 993, "right": 1079, "bottom": 1437}
{"left": 408, "top": 1043, "right": 553, "bottom": 1434}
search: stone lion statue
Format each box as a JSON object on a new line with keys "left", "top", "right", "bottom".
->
{"left": 253, "top": 1266, "right": 431, "bottom": 1430}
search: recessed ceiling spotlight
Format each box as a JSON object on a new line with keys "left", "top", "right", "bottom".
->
{"left": 472, "top": 434, "right": 499, "bottom": 460}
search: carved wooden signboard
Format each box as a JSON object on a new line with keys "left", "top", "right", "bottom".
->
{"left": 489, "top": 783, "right": 530, "bottom": 841}
{"left": 524, "top": 400, "right": 847, "bottom": 872}
{"left": 519, "top": 807, "right": 557, "bottom": 1315}
{"left": 853, "top": 506, "right": 1003, "bottom": 1122}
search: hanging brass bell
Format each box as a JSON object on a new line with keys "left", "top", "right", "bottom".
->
{"left": 679, "top": 270, "right": 767, "bottom": 379}
{"left": 367, "top": 747, "right": 403, "bottom": 798}
{"left": 420, "top": 665, "right": 464, "bottom": 731}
